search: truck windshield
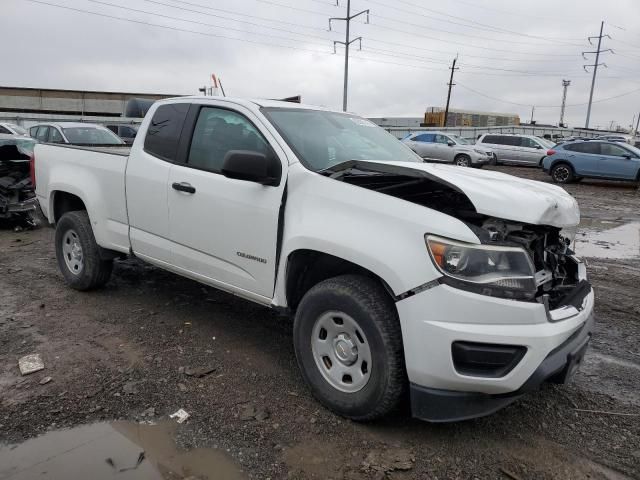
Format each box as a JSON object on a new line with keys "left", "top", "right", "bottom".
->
{"left": 62, "top": 127, "right": 123, "bottom": 145}
{"left": 262, "top": 108, "right": 421, "bottom": 171}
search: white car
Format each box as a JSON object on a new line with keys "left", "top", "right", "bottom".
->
{"left": 29, "top": 122, "right": 125, "bottom": 146}
{"left": 0, "top": 122, "right": 29, "bottom": 137}
{"left": 402, "top": 131, "right": 493, "bottom": 167}
{"left": 33, "top": 97, "right": 594, "bottom": 422}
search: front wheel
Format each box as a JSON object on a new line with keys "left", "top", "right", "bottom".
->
{"left": 454, "top": 154, "right": 471, "bottom": 167}
{"left": 550, "top": 163, "right": 574, "bottom": 184}
{"left": 55, "top": 211, "right": 113, "bottom": 290}
{"left": 293, "top": 275, "right": 406, "bottom": 421}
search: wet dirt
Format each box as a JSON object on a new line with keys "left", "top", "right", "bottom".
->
{"left": 0, "top": 421, "right": 244, "bottom": 480}
{"left": 574, "top": 221, "right": 640, "bottom": 260}
{"left": 0, "top": 166, "right": 639, "bottom": 479}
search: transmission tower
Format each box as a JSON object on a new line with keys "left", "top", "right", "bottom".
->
{"left": 329, "top": 0, "right": 370, "bottom": 112}
{"left": 559, "top": 80, "right": 571, "bottom": 127}
{"left": 583, "top": 21, "right": 613, "bottom": 128}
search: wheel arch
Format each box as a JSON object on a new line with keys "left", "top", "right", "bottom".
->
{"left": 284, "top": 249, "right": 395, "bottom": 312}
{"left": 51, "top": 190, "right": 87, "bottom": 223}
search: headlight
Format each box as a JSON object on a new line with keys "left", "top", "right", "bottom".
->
{"left": 425, "top": 235, "right": 537, "bottom": 300}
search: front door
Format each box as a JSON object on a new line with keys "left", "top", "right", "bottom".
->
{"left": 434, "top": 134, "right": 456, "bottom": 162}
{"left": 598, "top": 142, "right": 639, "bottom": 179}
{"left": 167, "top": 103, "right": 287, "bottom": 301}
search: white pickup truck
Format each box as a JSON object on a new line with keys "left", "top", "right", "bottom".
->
{"left": 34, "top": 97, "right": 594, "bottom": 422}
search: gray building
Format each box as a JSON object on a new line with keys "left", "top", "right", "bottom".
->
{"left": 0, "top": 86, "right": 181, "bottom": 128}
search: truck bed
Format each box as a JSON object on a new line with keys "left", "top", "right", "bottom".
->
{"left": 41, "top": 143, "right": 131, "bottom": 156}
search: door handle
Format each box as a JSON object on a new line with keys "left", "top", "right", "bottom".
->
{"left": 172, "top": 182, "right": 196, "bottom": 194}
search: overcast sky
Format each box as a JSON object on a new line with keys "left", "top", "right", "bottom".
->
{"left": 4, "top": 0, "right": 640, "bottom": 128}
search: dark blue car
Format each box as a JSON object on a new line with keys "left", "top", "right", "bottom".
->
{"left": 542, "top": 140, "right": 640, "bottom": 184}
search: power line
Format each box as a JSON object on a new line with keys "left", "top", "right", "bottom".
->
{"left": 147, "top": 0, "right": 336, "bottom": 33}
{"left": 117, "top": 0, "right": 339, "bottom": 44}
{"left": 362, "top": 0, "right": 585, "bottom": 46}
{"left": 361, "top": 20, "right": 581, "bottom": 57}
{"left": 22, "top": 0, "right": 338, "bottom": 54}
{"left": 364, "top": 8, "right": 567, "bottom": 47}
{"left": 456, "top": 81, "right": 640, "bottom": 108}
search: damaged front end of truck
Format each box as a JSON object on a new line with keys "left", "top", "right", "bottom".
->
{"left": 323, "top": 160, "right": 590, "bottom": 313}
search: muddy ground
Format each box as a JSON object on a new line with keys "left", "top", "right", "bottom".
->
{"left": 0, "top": 166, "right": 639, "bottom": 479}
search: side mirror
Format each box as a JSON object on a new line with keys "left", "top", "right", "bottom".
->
{"left": 623, "top": 154, "right": 632, "bottom": 159}
{"left": 447, "top": 141, "right": 455, "bottom": 147}
{"left": 535, "top": 145, "right": 543, "bottom": 149}
{"left": 222, "top": 150, "right": 282, "bottom": 186}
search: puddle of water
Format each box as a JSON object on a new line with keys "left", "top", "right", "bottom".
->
{"left": 0, "top": 421, "right": 245, "bottom": 480}
{"left": 574, "top": 221, "right": 640, "bottom": 260}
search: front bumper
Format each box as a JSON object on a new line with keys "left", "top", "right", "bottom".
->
{"left": 470, "top": 152, "right": 492, "bottom": 165}
{"left": 396, "top": 275, "right": 595, "bottom": 422}
{"left": 410, "top": 312, "right": 594, "bottom": 422}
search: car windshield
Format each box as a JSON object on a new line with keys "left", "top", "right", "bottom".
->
{"left": 539, "top": 138, "right": 555, "bottom": 148}
{"left": 262, "top": 108, "right": 421, "bottom": 171}
{"left": 8, "top": 124, "right": 27, "bottom": 135}
{"left": 623, "top": 144, "right": 640, "bottom": 156}
{"left": 449, "top": 135, "right": 470, "bottom": 145}
{"left": 62, "top": 127, "right": 123, "bottom": 145}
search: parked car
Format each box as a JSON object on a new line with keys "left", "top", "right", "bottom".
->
{"left": 29, "top": 122, "right": 126, "bottom": 146}
{"left": 34, "top": 97, "right": 593, "bottom": 423}
{"left": 595, "top": 134, "right": 631, "bottom": 144}
{"left": 0, "top": 122, "right": 29, "bottom": 137}
{"left": 542, "top": 140, "right": 640, "bottom": 184}
{"left": 0, "top": 134, "right": 38, "bottom": 226}
{"left": 104, "top": 124, "right": 138, "bottom": 145}
{"left": 402, "top": 131, "right": 493, "bottom": 167}
{"left": 476, "top": 133, "right": 554, "bottom": 166}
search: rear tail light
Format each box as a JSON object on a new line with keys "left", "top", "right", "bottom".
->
{"left": 29, "top": 152, "right": 36, "bottom": 188}
{"left": 546, "top": 149, "right": 556, "bottom": 156}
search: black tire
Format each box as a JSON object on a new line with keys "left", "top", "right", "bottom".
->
{"left": 550, "top": 162, "right": 575, "bottom": 184}
{"left": 454, "top": 154, "right": 471, "bottom": 167}
{"left": 55, "top": 211, "right": 113, "bottom": 290}
{"left": 293, "top": 274, "right": 406, "bottom": 421}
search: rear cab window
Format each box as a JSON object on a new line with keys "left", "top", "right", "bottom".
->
{"left": 144, "top": 103, "right": 190, "bottom": 162}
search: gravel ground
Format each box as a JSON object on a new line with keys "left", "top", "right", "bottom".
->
{"left": 0, "top": 166, "right": 639, "bottom": 479}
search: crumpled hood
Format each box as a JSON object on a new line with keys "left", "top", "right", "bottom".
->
{"left": 374, "top": 161, "right": 580, "bottom": 228}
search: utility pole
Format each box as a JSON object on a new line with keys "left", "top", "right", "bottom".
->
{"left": 559, "top": 80, "right": 571, "bottom": 127}
{"left": 634, "top": 111, "right": 640, "bottom": 137}
{"left": 583, "top": 21, "right": 612, "bottom": 128}
{"left": 530, "top": 106, "right": 535, "bottom": 124}
{"left": 443, "top": 56, "right": 458, "bottom": 128}
{"left": 329, "top": 0, "right": 370, "bottom": 112}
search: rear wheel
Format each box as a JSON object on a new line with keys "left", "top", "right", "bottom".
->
{"left": 55, "top": 211, "right": 113, "bottom": 290}
{"left": 293, "top": 275, "right": 406, "bottom": 421}
{"left": 550, "top": 163, "right": 574, "bottom": 184}
{"left": 454, "top": 154, "right": 471, "bottom": 167}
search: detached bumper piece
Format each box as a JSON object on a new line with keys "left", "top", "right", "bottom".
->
{"left": 411, "top": 313, "right": 595, "bottom": 422}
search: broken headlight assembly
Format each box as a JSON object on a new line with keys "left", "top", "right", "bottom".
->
{"left": 425, "top": 235, "right": 537, "bottom": 300}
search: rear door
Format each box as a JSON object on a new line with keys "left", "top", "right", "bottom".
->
{"left": 167, "top": 102, "right": 288, "bottom": 301}
{"left": 126, "top": 102, "right": 190, "bottom": 264}
{"left": 598, "top": 142, "right": 639, "bottom": 179}
{"left": 563, "top": 142, "right": 600, "bottom": 176}
{"left": 410, "top": 133, "right": 436, "bottom": 159}
{"left": 479, "top": 135, "right": 515, "bottom": 162}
